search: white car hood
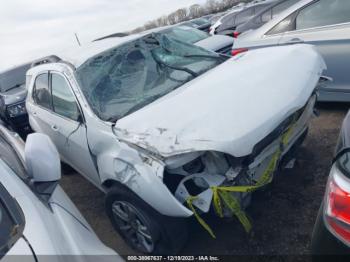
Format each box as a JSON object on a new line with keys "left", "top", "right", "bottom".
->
{"left": 114, "top": 44, "right": 326, "bottom": 158}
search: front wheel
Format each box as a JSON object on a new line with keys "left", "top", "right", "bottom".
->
{"left": 105, "top": 186, "right": 188, "bottom": 254}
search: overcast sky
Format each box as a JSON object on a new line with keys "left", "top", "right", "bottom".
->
{"left": 0, "top": 0, "right": 206, "bottom": 71}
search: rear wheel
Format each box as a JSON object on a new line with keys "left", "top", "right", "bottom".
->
{"left": 105, "top": 186, "right": 188, "bottom": 254}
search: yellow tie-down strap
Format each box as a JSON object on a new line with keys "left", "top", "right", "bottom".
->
{"left": 186, "top": 122, "right": 295, "bottom": 238}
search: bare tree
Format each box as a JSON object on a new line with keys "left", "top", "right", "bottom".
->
{"left": 189, "top": 4, "right": 202, "bottom": 19}
{"left": 129, "top": 0, "right": 253, "bottom": 34}
{"left": 175, "top": 8, "right": 188, "bottom": 23}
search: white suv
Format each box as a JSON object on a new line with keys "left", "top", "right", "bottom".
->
{"left": 26, "top": 32, "right": 325, "bottom": 253}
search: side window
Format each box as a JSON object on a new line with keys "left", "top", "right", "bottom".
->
{"left": 266, "top": 13, "right": 296, "bottom": 35}
{"left": 51, "top": 74, "right": 81, "bottom": 121}
{"left": 296, "top": 0, "right": 350, "bottom": 30}
{"left": 33, "top": 73, "right": 51, "bottom": 109}
{"left": 235, "top": 8, "right": 254, "bottom": 24}
{"left": 261, "top": 9, "right": 272, "bottom": 23}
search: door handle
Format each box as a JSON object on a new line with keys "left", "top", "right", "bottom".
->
{"left": 51, "top": 125, "right": 59, "bottom": 131}
{"left": 32, "top": 111, "right": 37, "bottom": 116}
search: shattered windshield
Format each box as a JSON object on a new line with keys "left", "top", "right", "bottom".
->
{"left": 76, "top": 33, "right": 226, "bottom": 121}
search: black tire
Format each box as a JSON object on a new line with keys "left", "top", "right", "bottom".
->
{"left": 105, "top": 185, "right": 188, "bottom": 255}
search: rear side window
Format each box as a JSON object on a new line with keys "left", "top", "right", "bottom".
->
{"left": 296, "top": 0, "right": 350, "bottom": 30}
{"left": 51, "top": 74, "right": 81, "bottom": 121}
{"left": 33, "top": 73, "right": 51, "bottom": 110}
{"left": 235, "top": 8, "right": 254, "bottom": 24}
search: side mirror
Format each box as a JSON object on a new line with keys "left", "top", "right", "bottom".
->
{"left": 25, "top": 133, "right": 61, "bottom": 199}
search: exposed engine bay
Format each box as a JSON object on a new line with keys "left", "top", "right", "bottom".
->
{"left": 163, "top": 95, "right": 316, "bottom": 217}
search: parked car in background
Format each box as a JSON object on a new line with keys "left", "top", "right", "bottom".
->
{"left": 0, "top": 63, "right": 32, "bottom": 137}
{"left": 25, "top": 30, "right": 325, "bottom": 254}
{"left": 158, "top": 25, "right": 234, "bottom": 55}
{"left": 97, "top": 25, "right": 234, "bottom": 56}
{"left": 210, "top": 0, "right": 277, "bottom": 35}
{"left": 311, "top": 111, "right": 350, "bottom": 257}
{"left": 180, "top": 17, "right": 211, "bottom": 32}
{"left": 208, "top": 12, "right": 227, "bottom": 24}
{"left": 233, "top": 0, "right": 350, "bottom": 102}
{"left": 235, "top": 0, "right": 301, "bottom": 36}
{"left": 210, "top": 5, "right": 245, "bottom": 35}
{"left": 0, "top": 123, "right": 119, "bottom": 259}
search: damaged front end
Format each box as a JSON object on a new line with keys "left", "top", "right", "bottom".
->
{"left": 158, "top": 95, "right": 316, "bottom": 235}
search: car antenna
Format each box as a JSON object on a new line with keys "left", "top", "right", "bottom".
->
{"left": 74, "top": 33, "right": 82, "bottom": 46}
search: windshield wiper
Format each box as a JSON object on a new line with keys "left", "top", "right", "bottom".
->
{"left": 4, "top": 84, "right": 23, "bottom": 92}
{"left": 151, "top": 52, "right": 198, "bottom": 78}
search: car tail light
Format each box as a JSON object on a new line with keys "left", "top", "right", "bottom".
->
{"left": 231, "top": 48, "right": 248, "bottom": 57}
{"left": 233, "top": 31, "right": 241, "bottom": 38}
{"left": 324, "top": 165, "right": 350, "bottom": 245}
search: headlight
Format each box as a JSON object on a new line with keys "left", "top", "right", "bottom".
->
{"left": 7, "top": 103, "right": 27, "bottom": 118}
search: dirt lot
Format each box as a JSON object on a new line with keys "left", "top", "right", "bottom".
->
{"left": 60, "top": 103, "right": 349, "bottom": 259}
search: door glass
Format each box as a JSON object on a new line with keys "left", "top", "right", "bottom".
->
{"left": 266, "top": 13, "right": 295, "bottom": 35}
{"left": 51, "top": 74, "right": 81, "bottom": 121}
{"left": 235, "top": 8, "right": 254, "bottom": 24}
{"left": 33, "top": 73, "right": 51, "bottom": 109}
{"left": 296, "top": 0, "right": 350, "bottom": 30}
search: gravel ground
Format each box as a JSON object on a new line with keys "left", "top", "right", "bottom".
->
{"left": 60, "top": 103, "right": 349, "bottom": 259}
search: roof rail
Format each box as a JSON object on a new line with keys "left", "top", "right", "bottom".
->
{"left": 30, "top": 55, "right": 62, "bottom": 68}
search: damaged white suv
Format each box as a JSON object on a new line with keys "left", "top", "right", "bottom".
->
{"left": 26, "top": 33, "right": 326, "bottom": 254}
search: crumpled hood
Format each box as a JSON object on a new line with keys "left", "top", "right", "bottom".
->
{"left": 114, "top": 44, "right": 326, "bottom": 158}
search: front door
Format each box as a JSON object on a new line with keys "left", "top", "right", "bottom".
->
{"left": 30, "top": 71, "right": 100, "bottom": 185}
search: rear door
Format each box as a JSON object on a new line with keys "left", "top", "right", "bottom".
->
{"left": 279, "top": 0, "right": 350, "bottom": 97}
